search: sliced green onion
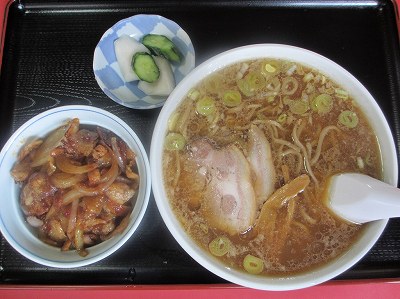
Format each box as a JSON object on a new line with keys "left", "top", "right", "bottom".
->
{"left": 339, "top": 110, "right": 359, "bottom": 128}
{"left": 187, "top": 88, "right": 200, "bottom": 101}
{"left": 289, "top": 100, "right": 309, "bottom": 115}
{"left": 277, "top": 113, "right": 287, "bottom": 124}
{"left": 303, "top": 72, "right": 314, "bottom": 83}
{"left": 261, "top": 61, "right": 279, "bottom": 76}
{"left": 357, "top": 156, "right": 364, "bottom": 169}
{"left": 261, "top": 61, "right": 278, "bottom": 76}
{"left": 335, "top": 88, "right": 349, "bottom": 100}
{"left": 266, "top": 77, "right": 281, "bottom": 92}
{"left": 196, "top": 96, "right": 216, "bottom": 116}
{"left": 237, "top": 78, "right": 254, "bottom": 97}
{"left": 282, "top": 76, "right": 299, "bottom": 95}
{"left": 223, "top": 90, "right": 242, "bottom": 107}
{"left": 311, "top": 94, "right": 333, "bottom": 114}
{"left": 243, "top": 254, "right": 264, "bottom": 275}
{"left": 165, "top": 133, "right": 186, "bottom": 151}
{"left": 265, "top": 64, "right": 276, "bottom": 73}
{"left": 246, "top": 72, "right": 266, "bottom": 91}
{"left": 168, "top": 112, "right": 180, "bottom": 132}
{"left": 238, "top": 72, "right": 265, "bottom": 97}
{"left": 283, "top": 96, "right": 291, "bottom": 106}
{"left": 209, "top": 236, "right": 231, "bottom": 257}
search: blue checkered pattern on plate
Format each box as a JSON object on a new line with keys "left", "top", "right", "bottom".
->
{"left": 93, "top": 14, "right": 195, "bottom": 109}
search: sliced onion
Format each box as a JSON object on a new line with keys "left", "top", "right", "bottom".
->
{"left": 55, "top": 155, "right": 98, "bottom": 174}
{"left": 66, "top": 198, "right": 79, "bottom": 241}
{"left": 65, "top": 118, "right": 80, "bottom": 138}
{"left": 62, "top": 188, "right": 87, "bottom": 205}
{"left": 97, "top": 148, "right": 120, "bottom": 185}
{"left": 111, "top": 137, "right": 126, "bottom": 171}
{"left": 62, "top": 148, "right": 119, "bottom": 205}
{"left": 31, "top": 122, "right": 71, "bottom": 167}
{"left": 45, "top": 203, "right": 57, "bottom": 220}
{"left": 108, "top": 213, "right": 131, "bottom": 238}
{"left": 21, "top": 205, "right": 29, "bottom": 216}
{"left": 74, "top": 225, "right": 84, "bottom": 251}
{"left": 27, "top": 216, "right": 44, "bottom": 227}
{"left": 50, "top": 172, "right": 86, "bottom": 189}
{"left": 61, "top": 239, "right": 72, "bottom": 251}
{"left": 97, "top": 127, "right": 112, "bottom": 147}
{"left": 77, "top": 160, "right": 118, "bottom": 193}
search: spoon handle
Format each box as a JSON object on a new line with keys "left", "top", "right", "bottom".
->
{"left": 329, "top": 173, "right": 400, "bottom": 223}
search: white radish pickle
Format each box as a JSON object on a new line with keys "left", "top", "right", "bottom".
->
{"left": 138, "top": 56, "right": 176, "bottom": 96}
{"left": 114, "top": 35, "right": 149, "bottom": 82}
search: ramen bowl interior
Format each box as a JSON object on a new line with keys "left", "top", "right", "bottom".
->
{"left": 150, "top": 44, "right": 398, "bottom": 290}
{"left": 0, "top": 105, "right": 151, "bottom": 268}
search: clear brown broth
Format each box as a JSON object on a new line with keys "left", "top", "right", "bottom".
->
{"left": 162, "top": 59, "right": 382, "bottom": 276}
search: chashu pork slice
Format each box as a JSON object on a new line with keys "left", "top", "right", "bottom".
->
{"left": 190, "top": 139, "right": 256, "bottom": 235}
{"left": 247, "top": 125, "right": 276, "bottom": 206}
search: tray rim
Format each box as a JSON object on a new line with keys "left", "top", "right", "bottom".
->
{"left": 1, "top": 279, "right": 400, "bottom": 298}
{"left": 0, "top": 0, "right": 14, "bottom": 73}
{"left": 0, "top": 0, "right": 400, "bottom": 295}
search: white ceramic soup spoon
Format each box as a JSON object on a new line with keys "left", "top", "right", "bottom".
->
{"left": 328, "top": 173, "right": 400, "bottom": 224}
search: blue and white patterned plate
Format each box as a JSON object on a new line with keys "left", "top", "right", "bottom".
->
{"left": 93, "top": 15, "right": 195, "bottom": 109}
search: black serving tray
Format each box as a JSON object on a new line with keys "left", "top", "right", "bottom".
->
{"left": 0, "top": 0, "right": 400, "bottom": 285}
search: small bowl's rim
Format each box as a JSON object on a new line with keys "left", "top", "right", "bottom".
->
{"left": 150, "top": 44, "right": 398, "bottom": 290}
{"left": 93, "top": 14, "right": 196, "bottom": 110}
{"left": 0, "top": 105, "right": 151, "bottom": 268}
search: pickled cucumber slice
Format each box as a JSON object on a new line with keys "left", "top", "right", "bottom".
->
{"left": 142, "top": 34, "right": 182, "bottom": 63}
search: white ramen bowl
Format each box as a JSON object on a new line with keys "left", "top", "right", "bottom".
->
{"left": 150, "top": 44, "right": 398, "bottom": 290}
{"left": 0, "top": 105, "right": 151, "bottom": 268}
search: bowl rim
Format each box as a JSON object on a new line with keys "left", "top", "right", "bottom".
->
{"left": 0, "top": 105, "right": 151, "bottom": 268}
{"left": 150, "top": 44, "right": 398, "bottom": 290}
